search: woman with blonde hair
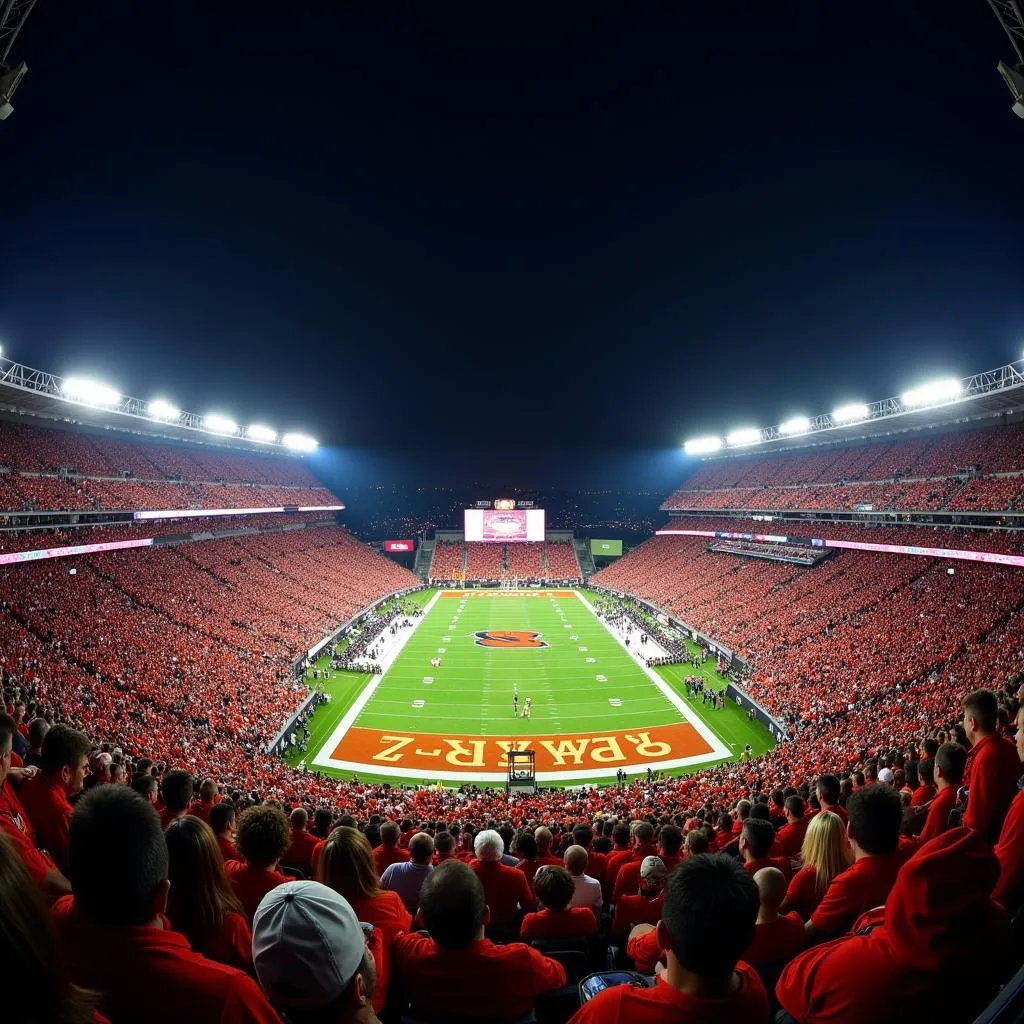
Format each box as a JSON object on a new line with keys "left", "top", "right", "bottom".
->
{"left": 781, "top": 810, "right": 853, "bottom": 920}
{"left": 316, "top": 825, "right": 412, "bottom": 942}
{"left": 164, "top": 815, "right": 252, "bottom": 972}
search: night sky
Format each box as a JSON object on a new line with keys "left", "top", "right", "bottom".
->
{"left": 2, "top": 1, "right": 1022, "bottom": 491}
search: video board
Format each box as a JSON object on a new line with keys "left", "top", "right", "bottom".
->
{"left": 464, "top": 508, "right": 545, "bottom": 542}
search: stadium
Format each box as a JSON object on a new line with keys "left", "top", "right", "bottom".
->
{"left": 5, "top": 4, "right": 1024, "bottom": 1024}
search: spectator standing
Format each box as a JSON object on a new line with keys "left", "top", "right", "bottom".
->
{"left": 212, "top": 802, "right": 240, "bottom": 862}
{"left": 992, "top": 704, "right": 1024, "bottom": 911}
{"left": 159, "top": 770, "right": 194, "bottom": 830}
{"left": 470, "top": 828, "right": 536, "bottom": 929}
{"left": 917, "top": 742, "right": 966, "bottom": 844}
{"left": 962, "top": 689, "right": 1020, "bottom": 843}
{"left": 190, "top": 779, "right": 218, "bottom": 823}
{"left": 18, "top": 724, "right": 91, "bottom": 874}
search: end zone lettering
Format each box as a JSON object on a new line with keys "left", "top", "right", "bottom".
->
{"left": 331, "top": 723, "right": 711, "bottom": 774}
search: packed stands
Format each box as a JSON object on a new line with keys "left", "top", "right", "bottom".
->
{"left": 428, "top": 540, "right": 465, "bottom": 581}
{"left": 505, "top": 541, "right": 545, "bottom": 578}
{"left": 663, "top": 419, "right": 1024, "bottom": 513}
{"left": 465, "top": 541, "right": 504, "bottom": 580}
{"left": 544, "top": 539, "right": 583, "bottom": 580}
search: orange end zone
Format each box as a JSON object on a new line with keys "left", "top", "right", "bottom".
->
{"left": 439, "top": 590, "right": 579, "bottom": 599}
{"left": 330, "top": 723, "right": 713, "bottom": 775}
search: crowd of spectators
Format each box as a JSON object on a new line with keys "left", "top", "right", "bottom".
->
{"left": 430, "top": 542, "right": 582, "bottom": 584}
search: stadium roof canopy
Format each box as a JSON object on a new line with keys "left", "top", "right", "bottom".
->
{"left": 0, "top": 356, "right": 316, "bottom": 455}
{"left": 686, "top": 361, "right": 1024, "bottom": 459}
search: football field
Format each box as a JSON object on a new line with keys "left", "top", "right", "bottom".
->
{"left": 303, "top": 589, "right": 771, "bottom": 784}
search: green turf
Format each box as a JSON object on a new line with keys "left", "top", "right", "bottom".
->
{"left": 286, "top": 588, "right": 775, "bottom": 786}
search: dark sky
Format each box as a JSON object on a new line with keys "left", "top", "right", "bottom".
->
{"left": 2, "top": 1, "right": 1023, "bottom": 490}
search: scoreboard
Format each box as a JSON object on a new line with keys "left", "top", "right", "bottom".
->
{"left": 464, "top": 501, "right": 545, "bottom": 542}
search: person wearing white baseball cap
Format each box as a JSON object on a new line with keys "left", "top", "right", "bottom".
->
{"left": 253, "top": 880, "right": 381, "bottom": 1024}
{"left": 877, "top": 767, "right": 895, "bottom": 786}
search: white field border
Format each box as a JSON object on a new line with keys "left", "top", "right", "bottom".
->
{"left": 311, "top": 589, "right": 732, "bottom": 782}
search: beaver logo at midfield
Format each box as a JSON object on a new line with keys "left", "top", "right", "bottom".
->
{"left": 473, "top": 630, "right": 548, "bottom": 649}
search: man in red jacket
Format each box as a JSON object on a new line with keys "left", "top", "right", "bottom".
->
{"left": 373, "top": 821, "right": 410, "bottom": 876}
{"left": 470, "top": 828, "right": 536, "bottom": 928}
{"left": 54, "top": 785, "right": 279, "bottom": 1024}
{"left": 393, "top": 859, "right": 565, "bottom": 1020}
{"left": 917, "top": 742, "right": 966, "bottom": 844}
{"left": 806, "top": 785, "right": 908, "bottom": 942}
{"left": 18, "top": 724, "right": 91, "bottom": 875}
{"left": 993, "top": 704, "right": 1024, "bottom": 910}
{"left": 962, "top": 689, "right": 1021, "bottom": 844}
{"left": 569, "top": 854, "right": 767, "bottom": 1024}
{"left": 777, "top": 828, "right": 1011, "bottom": 1024}
{"left": 776, "top": 796, "right": 811, "bottom": 859}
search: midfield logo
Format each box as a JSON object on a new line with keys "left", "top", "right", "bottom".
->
{"left": 473, "top": 630, "right": 549, "bottom": 649}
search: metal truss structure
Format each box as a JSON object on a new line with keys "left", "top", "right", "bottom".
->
{"left": 696, "top": 360, "right": 1024, "bottom": 459}
{"left": 0, "top": 0, "right": 35, "bottom": 68}
{"left": 0, "top": 353, "right": 313, "bottom": 454}
{"left": 989, "top": 0, "right": 1024, "bottom": 63}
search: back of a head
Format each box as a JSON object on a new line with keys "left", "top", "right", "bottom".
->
{"left": 199, "top": 778, "right": 217, "bottom": 802}
{"left": 563, "top": 844, "right": 588, "bottom": 876}
{"left": 534, "top": 865, "right": 575, "bottom": 912}
{"left": 0, "top": 831, "right": 96, "bottom": 1023}
{"left": 573, "top": 824, "right": 594, "bottom": 849}
{"left": 70, "top": 786, "right": 168, "bottom": 926}
{"left": 659, "top": 824, "right": 683, "bottom": 856}
{"left": 473, "top": 828, "right": 504, "bottom": 863}
{"left": 318, "top": 826, "right": 380, "bottom": 904}
{"left": 290, "top": 807, "right": 309, "bottom": 831}
{"left": 434, "top": 831, "right": 455, "bottom": 856}
{"left": 816, "top": 774, "right": 840, "bottom": 805}
{"left": 164, "top": 814, "right": 240, "bottom": 938}
{"left": 661, "top": 854, "right": 759, "bottom": 980}
{"left": 685, "top": 830, "right": 709, "bottom": 856}
{"left": 754, "top": 866, "right": 787, "bottom": 913}
{"left": 27, "top": 716, "right": 49, "bottom": 749}
{"left": 936, "top": 742, "right": 967, "bottom": 787}
{"left": 736, "top": 800, "right": 751, "bottom": 821}
{"left": 611, "top": 823, "right": 630, "bottom": 847}
{"left": 918, "top": 759, "right": 935, "bottom": 786}
{"left": 742, "top": 819, "right": 775, "bottom": 860}
{"left": 409, "top": 832, "right": 435, "bottom": 864}
{"left": 847, "top": 784, "right": 902, "bottom": 855}
{"left": 634, "top": 821, "right": 654, "bottom": 844}
{"left": 381, "top": 821, "right": 401, "bottom": 847}
{"left": 209, "top": 801, "right": 235, "bottom": 835}
{"left": 419, "top": 860, "right": 484, "bottom": 949}
{"left": 963, "top": 689, "right": 998, "bottom": 735}
{"left": 535, "top": 826, "right": 553, "bottom": 852}
{"left": 784, "top": 795, "right": 805, "bottom": 819}
{"left": 236, "top": 804, "right": 291, "bottom": 869}
{"left": 161, "top": 770, "right": 195, "bottom": 814}
{"left": 39, "top": 724, "right": 90, "bottom": 776}
{"left": 515, "top": 831, "right": 537, "bottom": 859}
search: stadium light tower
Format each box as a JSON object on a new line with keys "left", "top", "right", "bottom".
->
{"left": 148, "top": 397, "right": 181, "bottom": 421}
{"left": 246, "top": 424, "right": 278, "bottom": 443}
{"left": 203, "top": 413, "right": 238, "bottom": 435}
{"left": 726, "top": 427, "right": 762, "bottom": 447}
{"left": 62, "top": 377, "right": 121, "bottom": 408}
{"left": 683, "top": 436, "right": 722, "bottom": 455}
{"left": 0, "top": 0, "right": 38, "bottom": 121}
{"left": 282, "top": 432, "right": 317, "bottom": 452}
{"left": 988, "top": 0, "right": 1024, "bottom": 117}
{"left": 901, "top": 378, "right": 963, "bottom": 408}
{"left": 779, "top": 415, "right": 811, "bottom": 436}
{"left": 832, "top": 402, "right": 870, "bottom": 424}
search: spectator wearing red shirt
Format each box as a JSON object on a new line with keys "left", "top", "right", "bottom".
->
{"left": 432, "top": 829, "right": 457, "bottom": 865}
{"left": 655, "top": 824, "right": 684, "bottom": 873}
{"left": 781, "top": 811, "right": 852, "bottom": 921}
{"left": 610, "top": 821, "right": 659, "bottom": 904}
{"left": 520, "top": 865, "right": 599, "bottom": 941}
{"left": 19, "top": 724, "right": 91, "bottom": 875}
{"left": 54, "top": 785, "right": 279, "bottom": 1024}
{"left": 993, "top": 704, "right": 1024, "bottom": 911}
{"left": 742, "top": 867, "right": 804, "bottom": 990}
{"left": 0, "top": 830, "right": 106, "bottom": 1024}
{"left": 602, "top": 823, "right": 634, "bottom": 899}
{"left": 814, "top": 775, "right": 848, "bottom": 824}
{"left": 131, "top": 773, "right": 159, "bottom": 807}
{"left": 806, "top": 785, "right": 908, "bottom": 942}
{"left": 910, "top": 759, "right": 936, "bottom": 807}
{"left": 470, "top": 828, "right": 536, "bottom": 929}
{"left": 533, "top": 826, "right": 563, "bottom": 869}
{"left": 777, "top": 828, "right": 1012, "bottom": 1024}
{"left": 574, "top": 824, "right": 607, "bottom": 886}
{"left": 282, "top": 807, "right": 319, "bottom": 875}
{"left": 569, "top": 853, "right": 767, "bottom": 1024}
{"left": 189, "top": 778, "right": 218, "bottom": 824}
{"left": 514, "top": 830, "right": 543, "bottom": 885}
{"left": 211, "top": 802, "right": 240, "bottom": 862}
{"left": 372, "top": 821, "right": 409, "bottom": 876}
{"left": 917, "top": 742, "right": 966, "bottom": 844}
{"left": 165, "top": 814, "right": 253, "bottom": 972}
{"left": 0, "top": 713, "right": 70, "bottom": 899}
{"left": 776, "top": 796, "right": 810, "bottom": 860}
{"left": 158, "top": 770, "right": 194, "bottom": 831}
{"left": 393, "top": 859, "right": 566, "bottom": 1021}
{"left": 252, "top": 880, "right": 382, "bottom": 1024}
{"left": 317, "top": 826, "right": 412, "bottom": 947}
{"left": 739, "top": 819, "right": 790, "bottom": 879}
{"left": 962, "top": 689, "right": 1021, "bottom": 844}
{"left": 22, "top": 716, "right": 48, "bottom": 770}
{"left": 611, "top": 855, "right": 666, "bottom": 940}
{"left": 225, "top": 804, "right": 291, "bottom": 924}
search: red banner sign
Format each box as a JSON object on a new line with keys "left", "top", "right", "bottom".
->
{"left": 384, "top": 539, "right": 415, "bottom": 553}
